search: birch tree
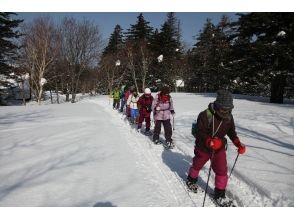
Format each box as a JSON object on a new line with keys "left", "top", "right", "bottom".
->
{"left": 21, "top": 16, "right": 58, "bottom": 104}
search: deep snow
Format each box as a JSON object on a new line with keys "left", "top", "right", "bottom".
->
{"left": 0, "top": 93, "right": 293, "bottom": 207}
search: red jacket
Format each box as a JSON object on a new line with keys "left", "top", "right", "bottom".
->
{"left": 138, "top": 94, "right": 154, "bottom": 114}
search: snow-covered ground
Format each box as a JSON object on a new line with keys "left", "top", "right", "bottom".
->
{"left": 0, "top": 93, "right": 293, "bottom": 207}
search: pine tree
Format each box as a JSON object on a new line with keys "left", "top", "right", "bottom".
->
{"left": 102, "top": 24, "right": 124, "bottom": 56}
{"left": 0, "top": 12, "right": 23, "bottom": 86}
{"left": 190, "top": 19, "right": 218, "bottom": 92}
{"left": 125, "top": 13, "right": 153, "bottom": 43}
{"left": 188, "top": 17, "right": 233, "bottom": 92}
{"left": 231, "top": 12, "right": 294, "bottom": 103}
{"left": 150, "top": 13, "right": 183, "bottom": 89}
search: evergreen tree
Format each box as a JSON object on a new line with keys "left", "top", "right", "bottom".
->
{"left": 0, "top": 12, "right": 23, "bottom": 86}
{"left": 166, "top": 12, "right": 182, "bottom": 50}
{"left": 102, "top": 24, "right": 124, "bottom": 56}
{"left": 189, "top": 17, "right": 233, "bottom": 92}
{"left": 150, "top": 13, "right": 183, "bottom": 88}
{"left": 231, "top": 12, "right": 294, "bottom": 103}
{"left": 125, "top": 13, "right": 153, "bottom": 42}
{"left": 190, "top": 19, "right": 218, "bottom": 92}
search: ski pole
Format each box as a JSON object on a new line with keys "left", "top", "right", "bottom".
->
{"left": 229, "top": 153, "right": 240, "bottom": 179}
{"left": 172, "top": 115, "right": 175, "bottom": 131}
{"left": 203, "top": 151, "right": 215, "bottom": 207}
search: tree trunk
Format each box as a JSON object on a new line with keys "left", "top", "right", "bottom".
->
{"left": 65, "top": 83, "right": 70, "bottom": 102}
{"left": 270, "top": 74, "right": 286, "bottom": 104}
{"left": 55, "top": 83, "right": 59, "bottom": 104}
{"left": 50, "top": 89, "right": 53, "bottom": 104}
{"left": 38, "top": 86, "right": 43, "bottom": 105}
{"left": 71, "top": 93, "right": 76, "bottom": 103}
{"left": 21, "top": 81, "right": 26, "bottom": 106}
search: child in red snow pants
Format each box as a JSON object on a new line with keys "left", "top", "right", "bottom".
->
{"left": 188, "top": 148, "right": 228, "bottom": 190}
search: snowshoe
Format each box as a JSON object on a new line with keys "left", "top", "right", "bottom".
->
{"left": 186, "top": 179, "right": 198, "bottom": 193}
{"left": 213, "top": 197, "right": 235, "bottom": 207}
{"left": 143, "top": 130, "right": 152, "bottom": 136}
{"left": 164, "top": 141, "right": 175, "bottom": 149}
{"left": 153, "top": 139, "right": 161, "bottom": 145}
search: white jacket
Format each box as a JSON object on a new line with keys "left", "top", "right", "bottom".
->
{"left": 127, "top": 94, "right": 139, "bottom": 109}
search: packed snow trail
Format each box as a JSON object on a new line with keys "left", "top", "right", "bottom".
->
{"left": 0, "top": 95, "right": 211, "bottom": 206}
{"left": 87, "top": 96, "right": 217, "bottom": 207}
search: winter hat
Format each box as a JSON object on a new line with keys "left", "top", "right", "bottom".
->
{"left": 160, "top": 86, "right": 170, "bottom": 95}
{"left": 214, "top": 89, "right": 234, "bottom": 109}
{"left": 129, "top": 86, "right": 135, "bottom": 92}
{"left": 144, "top": 88, "right": 151, "bottom": 94}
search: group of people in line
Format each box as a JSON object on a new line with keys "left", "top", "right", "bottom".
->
{"left": 111, "top": 87, "right": 247, "bottom": 206}
{"left": 111, "top": 85, "right": 175, "bottom": 148}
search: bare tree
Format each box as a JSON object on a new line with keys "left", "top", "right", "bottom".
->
{"left": 99, "top": 53, "right": 126, "bottom": 94}
{"left": 21, "top": 16, "right": 58, "bottom": 105}
{"left": 138, "top": 41, "right": 153, "bottom": 92}
{"left": 60, "top": 17, "right": 103, "bottom": 103}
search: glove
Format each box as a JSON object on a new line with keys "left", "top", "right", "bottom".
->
{"left": 170, "top": 110, "right": 175, "bottom": 115}
{"left": 146, "top": 105, "right": 152, "bottom": 112}
{"left": 205, "top": 136, "right": 223, "bottom": 150}
{"left": 233, "top": 137, "right": 246, "bottom": 154}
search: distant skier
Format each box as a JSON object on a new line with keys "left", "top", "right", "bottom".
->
{"left": 186, "top": 89, "right": 246, "bottom": 206}
{"left": 152, "top": 86, "right": 175, "bottom": 148}
{"left": 137, "top": 88, "right": 154, "bottom": 135}
{"left": 112, "top": 87, "right": 120, "bottom": 110}
{"left": 119, "top": 85, "right": 127, "bottom": 113}
{"left": 127, "top": 89, "right": 139, "bottom": 124}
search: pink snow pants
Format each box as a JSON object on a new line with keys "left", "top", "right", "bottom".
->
{"left": 188, "top": 148, "right": 228, "bottom": 190}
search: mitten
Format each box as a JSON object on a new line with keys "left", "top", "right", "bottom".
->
{"left": 170, "top": 110, "right": 175, "bottom": 115}
{"left": 233, "top": 137, "right": 246, "bottom": 154}
{"left": 205, "top": 136, "right": 223, "bottom": 150}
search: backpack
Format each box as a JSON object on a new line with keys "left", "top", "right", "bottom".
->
{"left": 191, "top": 109, "right": 212, "bottom": 138}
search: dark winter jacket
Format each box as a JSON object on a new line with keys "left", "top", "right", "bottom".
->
{"left": 195, "top": 103, "right": 238, "bottom": 153}
{"left": 138, "top": 94, "right": 154, "bottom": 115}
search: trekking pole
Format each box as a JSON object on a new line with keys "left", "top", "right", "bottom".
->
{"left": 172, "top": 115, "right": 175, "bottom": 131}
{"left": 229, "top": 153, "right": 240, "bottom": 179}
{"left": 202, "top": 151, "right": 215, "bottom": 207}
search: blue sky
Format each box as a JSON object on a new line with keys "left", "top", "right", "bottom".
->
{"left": 17, "top": 12, "right": 239, "bottom": 48}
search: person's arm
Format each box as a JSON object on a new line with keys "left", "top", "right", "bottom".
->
{"left": 228, "top": 117, "right": 246, "bottom": 154}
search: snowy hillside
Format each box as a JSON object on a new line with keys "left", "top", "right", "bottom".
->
{"left": 0, "top": 93, "right": 293, "bottom": 207}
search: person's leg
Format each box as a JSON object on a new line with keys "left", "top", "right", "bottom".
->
{"left": 137, "top": 111, "right": 144, "bottom": 129}
{"left": 120, "top": 99, "right": 125, "bottom": 112}
{"left": 153, "top": 120, "right": 162, "bottom": 142}
{"left": 162, "top": 119, "right": 172, "bottom": 142}
{"left": 186, "top": 148, "right": 211, "bottom": 192}
{"left": 134, "top": 109, "right": 139, "bottom": 124}
{"left": 116, "top": 99, "right": 120, "bottom": 110}
{"left": 188, "top": 148, "right": 211, "bottom": 179}
{"left": 211, "top": 150, "right": 228, "bottom": 199}
{"left": 145, "top": 114, "right": 151, "bottom": 131}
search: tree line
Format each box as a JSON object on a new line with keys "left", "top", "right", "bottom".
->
{"left": 0, "top": 12, "right": 293, "bottom": 104}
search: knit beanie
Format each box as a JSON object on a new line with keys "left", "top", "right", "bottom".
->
{"left": 144, "top": 88, "right": 151, "bottom": 94}
{"left": 214, "top": 90, "right": 234, "bottom": 109}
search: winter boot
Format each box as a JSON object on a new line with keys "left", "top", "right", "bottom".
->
{"left": 214, "top": 188, "right": 234, "bottom": 207}
{"left": 165, "top": 141, "right": 175, "bottom": 149}
{"left": 153, "top": 139, "right": 161, "bottom": 145}
{"left": 144, "top": 128, "right": 152, "bottom": 136}
{"left": 186, "top": 176, "right": 198, "bottom": 193}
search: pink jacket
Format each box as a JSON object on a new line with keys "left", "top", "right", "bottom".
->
{"left": 152, "top": 93, "right": 174, "bottom": 121}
